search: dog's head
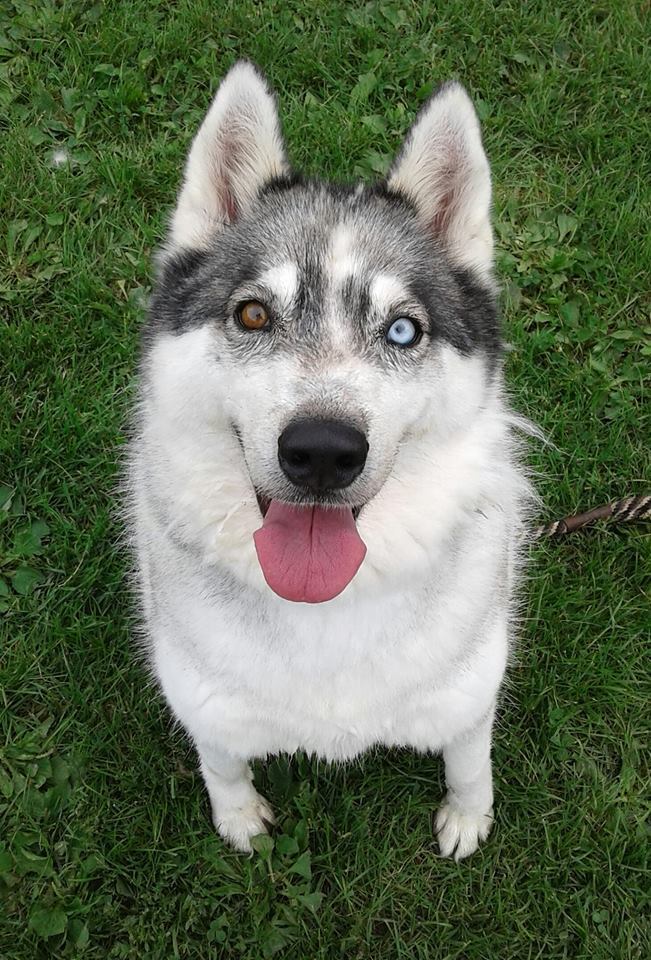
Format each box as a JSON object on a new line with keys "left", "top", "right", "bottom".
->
{"left": 142, "top": 62, "right": 504, "bottom": 603}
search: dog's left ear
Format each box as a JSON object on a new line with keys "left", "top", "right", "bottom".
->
{"left": 387, "top": 82, "right": 493, "bottom": 278}
{"left": 169, "top": 60, "right": 289, "bottom": 250}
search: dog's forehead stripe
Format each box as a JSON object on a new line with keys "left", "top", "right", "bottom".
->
{"left": 327, "top": 225, "right": 358, "bottom": 286}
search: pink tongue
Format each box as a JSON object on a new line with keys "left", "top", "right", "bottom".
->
{"left": 253, "top": 501, "right": 366, "bottom": 603}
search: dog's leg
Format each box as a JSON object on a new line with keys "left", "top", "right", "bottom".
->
{"left": 198, "top": 746, "right": 275, "bottom": 853}
{"left": 435, "top": 708, "right": 495, "bottom": 861}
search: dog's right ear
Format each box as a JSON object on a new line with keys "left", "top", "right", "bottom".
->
{"left": 387, "top": 82, "right": 493, "bottom": 280}
{"left": 168, "top": 61, "right": 289, "bottom": 250}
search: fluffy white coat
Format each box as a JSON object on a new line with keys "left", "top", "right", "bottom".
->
{"left": 126, "top": 62, "right": 534, "bottom": 860}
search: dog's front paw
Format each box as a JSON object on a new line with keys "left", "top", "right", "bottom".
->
{"left": 212, "top": 793, "right": 276, "bottom": 853}
{"left": 435, "top": 798, "right": 493, "bottom": 861}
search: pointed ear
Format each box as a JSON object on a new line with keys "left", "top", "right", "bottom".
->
{"left": 168, "top": 61, "right": 289, "bottom": 250}
{"left": 387, "top": 82, "right": 493, "bottom": 278}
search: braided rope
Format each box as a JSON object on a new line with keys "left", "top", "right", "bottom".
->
{"left": 531, "top": 494, "right": 651, "bottom": 540}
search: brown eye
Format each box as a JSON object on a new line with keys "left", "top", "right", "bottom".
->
{"left": 237, "top": 300, "right": 270, "bottom": 331}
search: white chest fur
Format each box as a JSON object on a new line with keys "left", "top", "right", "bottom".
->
{"left": 145, "top": 512, "right": 509, "bottom": 763}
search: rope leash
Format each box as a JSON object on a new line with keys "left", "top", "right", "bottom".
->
{"left": 531, "top": 494, "right": 651, "bottom": 540}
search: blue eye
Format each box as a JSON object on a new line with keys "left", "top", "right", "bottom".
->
{"left": 385, "top": 317, "right": 421, "bottom": 347}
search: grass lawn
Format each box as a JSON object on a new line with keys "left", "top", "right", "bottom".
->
{"left": 1, "top": 1, "right": 649, "bottom": 957}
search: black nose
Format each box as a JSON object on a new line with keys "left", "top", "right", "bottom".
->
{"left": 278, "top": 418, "right": 368, "bottom": 492}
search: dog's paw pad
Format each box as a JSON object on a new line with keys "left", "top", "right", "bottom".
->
{"left": 435, "top": 800, "right": 493, "bottom": 861}
{"left": 213, "top": 794, "right": 276, "bottom": 853}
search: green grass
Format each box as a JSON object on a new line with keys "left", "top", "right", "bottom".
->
{"left": 1, "top": 1, "right": 649, "bottom": 957}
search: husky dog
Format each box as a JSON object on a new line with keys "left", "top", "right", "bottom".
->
{"left": 125, "top": 61, "right": 534, "bottom": 860}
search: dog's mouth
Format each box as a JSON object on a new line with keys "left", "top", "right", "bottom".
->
{"left": 233, "top": 428, "right": 368, "bottom": 604}
{"left": 252, "top": 489, "right": 367, "bottom": 605}
{"left": 255, "top": 491, "right": 362, "bottom": 521}
{"left": 256, "top": 492, "right": 271, "bottom": 518}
